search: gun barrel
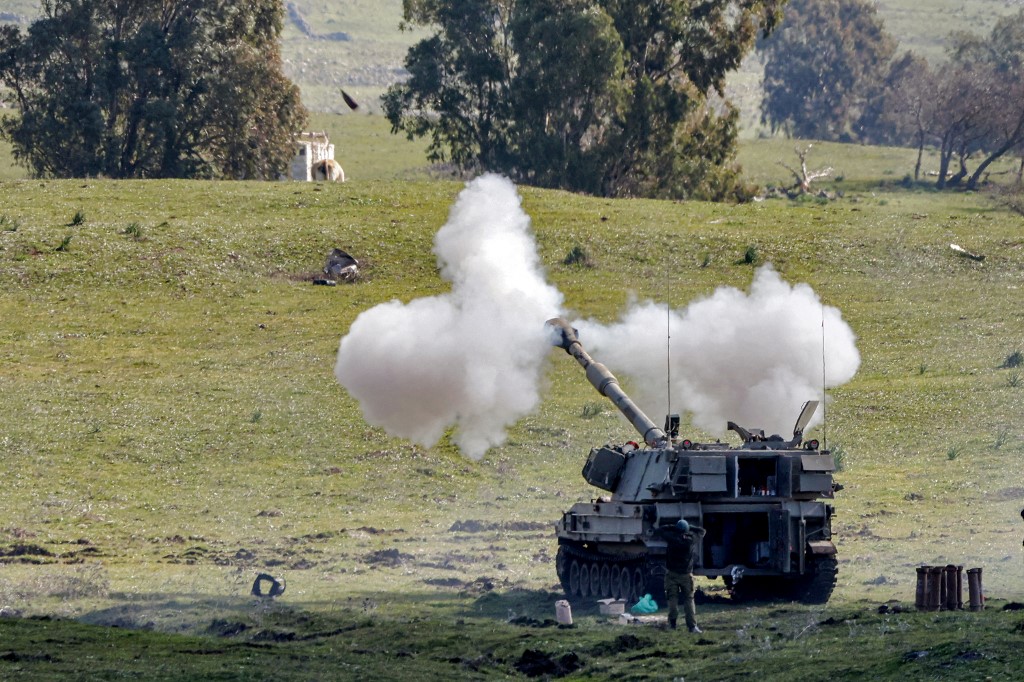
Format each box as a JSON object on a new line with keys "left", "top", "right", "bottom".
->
{"left": 547, "top": 318, "right": 666, "bottom": 447}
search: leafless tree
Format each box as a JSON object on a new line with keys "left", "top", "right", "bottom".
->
{"left": 779, "top": 144, "right": 833, "bottom": 194}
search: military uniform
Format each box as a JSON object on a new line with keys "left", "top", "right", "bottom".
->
{"left": 652, "top": 522, "right": 706, "bottom": 632}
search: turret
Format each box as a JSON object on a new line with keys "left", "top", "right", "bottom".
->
{"left": 546, "top": 318, "right": 666, "bottom": 447}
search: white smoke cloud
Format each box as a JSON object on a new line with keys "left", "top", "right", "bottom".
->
{"left": 334, "top": 174, "right": 564, "bottom": 459}
{"left": 574, "top": 265, "right": 860, "bottom": 437}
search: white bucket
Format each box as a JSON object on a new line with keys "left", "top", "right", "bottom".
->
{"left": 555, "top": 599, "right": 573, "bottom": 625}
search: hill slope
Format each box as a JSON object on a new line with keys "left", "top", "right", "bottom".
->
{"left": 1, "top": 159, "right": 1023, "bottom": 676}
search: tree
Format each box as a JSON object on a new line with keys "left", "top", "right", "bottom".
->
{"left": 384, "top": 0, "right": 518, "bottom": 172}
{"left": 0, "top": 0, "right": 307, "bottom": 179}
{"left": 873, "top": 51, "right": 935, "bottom": 180}
{"left": 385, "top": 0, "right": 786, "bottom": 201}
{"left": 946, "top": 10, "right": 1024, "bottom": 190}
{"left": 505, "top": 0, "right": 626, "bottom": 193}
{"left": 759, "top": 0, "right": 896, "bottom": 142}
{"left": 877, "top": 10, "right": 1024, "bottom": 190}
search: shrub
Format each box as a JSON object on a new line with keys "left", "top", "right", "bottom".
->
{"left": 122, "top": 222, "right": 144, "bottom": 240}
{"left": 993, "top": 426, "right": 1010, "bottom": 450}
{"left": 741, "top": 245, "right": 759, "bottom": 265}
{"left": 563, "top": 245, "right": 594, "bottom": 268}
{"left": 1001, "top": 350, "right": 1023, "bottom": 369}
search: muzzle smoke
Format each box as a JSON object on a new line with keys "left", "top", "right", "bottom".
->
{"left": 334, "top": 174, "right": 564, "bottom": 459}
{"left": 335, "top": 176, "right": 860, "bottom": 457}
{"left": 574, "top": 265, "right": 860, "bottom": 437}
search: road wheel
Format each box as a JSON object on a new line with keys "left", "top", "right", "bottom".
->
{"left": 632, "top": 568, "right": 646, "bottom": 600}
{"left": 589, "top": 563, "right": 601, "bottom": 598}
{"left": 610, "top": 565, "right": 621, "bottom": 599}
{"left": 600, "top": 563, "right": 611, "bottom": 598}
{"left": 568, "top": 560, "right": 581, "bottom": 597}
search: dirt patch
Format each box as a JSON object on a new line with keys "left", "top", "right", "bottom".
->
{"left": 251, "top": 630, "right": 296, "bottom": 643}
{"left": 448, "top": 653, "right": 500, "bottom": 673}
{"left": 449, "top": 520, "right": 549, "bottom": 533}
{"left": 363, "top": 548, "right": 413, "bottom": 567}
{"left": 3, "top": 528, "right": 37, "bottom": 540}
{"left": 207, "top": 619, "right": 250, "bottom": 637}
{"left": 596, "top": 633, "right": 649, "bottom": 655}
{"left": 0, "top": 652, "right": 55, "bottom": 663}
{"left": 989, "top": 487, "right": 1024, "bottom": 501}
{"left": 508, "top": 615, "right": 559, "bottom": 628}
{"left": 514, "top": 649, "right": 583, "bottom": 678}
{"left": 0, "top": 544, "right": 55, "bottom": 564}
{"left": 346, "top": 526, "right": 406, "bottom": 539}
{"left": 953, "top": 650, "right": 984, "bottom": 663}
{"left": 421, "top": 551, "right": 480, "bottom": 570}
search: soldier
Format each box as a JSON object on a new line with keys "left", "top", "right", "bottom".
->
{"left": 652, "top": 519, "right": 707, "bottom": 632}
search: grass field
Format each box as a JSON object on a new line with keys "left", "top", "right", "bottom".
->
{"left": 1, "top": 121, "right": 1024, "bottom": 678}
{"left": 2, "top": 5, "right": 1024, "bottom": 679}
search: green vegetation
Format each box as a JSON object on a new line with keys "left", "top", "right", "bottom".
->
{"left": 1, "top": 137, "right": 1023, "bottom": 677}
{"left": 384, "top": 0, "right": 784, "bottom": 200}
{"left": 0, "top": 1, "right": 305, "bottom": 179}
{"left": 757, "top": 2, "right": 1024, "bottom": 192}
{"left": 3, "top": 602, "right": 1024, "bottom": 680}
{"left": 761, "top": 0, "right": 896, "bottom": 141}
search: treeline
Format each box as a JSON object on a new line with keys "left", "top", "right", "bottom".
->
{"left": 2, "top": 0, "right": 1020, "bottom": 197}
{"left": 759, "top": 0, "right": 1024, "bottom": 190}
{"left": 385, "top": 0, "right": 789, "bottom": 202}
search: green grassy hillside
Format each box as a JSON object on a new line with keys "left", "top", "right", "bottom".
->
{"left": 1, "top": 3, "right": 1024, "bottom": 679}
{"left": 1, "top": 148, "right": 1023, "bottom": 677}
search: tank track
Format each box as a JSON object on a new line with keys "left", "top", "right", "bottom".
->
{"left": 726, "top": 555, "right": 838, "bottom": 604}
{"left": 556, "top": 543, "right": 667, "bottom": 603}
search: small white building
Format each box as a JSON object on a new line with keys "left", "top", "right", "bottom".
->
{"left": 290, "top": 131, "right": 335, "bottom": 181}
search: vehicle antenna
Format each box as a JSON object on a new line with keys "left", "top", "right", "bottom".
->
{"left": 821, "top": 302, "right": 828, "bottom": 451}
{"left": 665, "top": 252, "right": 672, "bottom": 422}
{"left": 666, "top": 299, "right": 672, "bottom": 420}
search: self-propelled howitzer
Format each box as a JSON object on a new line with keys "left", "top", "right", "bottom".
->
{"left": 546, "top": 318, "right": 840, "bottom": 603}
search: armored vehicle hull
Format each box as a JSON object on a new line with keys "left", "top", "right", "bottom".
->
{"left": 547, "top": 318, "right": 839, "bottom": 603}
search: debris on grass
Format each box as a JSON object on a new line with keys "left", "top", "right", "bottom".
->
{"left": 950, "top": 243, "right": 985, "bottom": 262}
